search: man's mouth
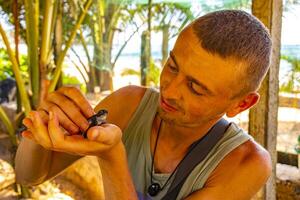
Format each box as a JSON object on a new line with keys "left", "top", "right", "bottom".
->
{"left": 160, "top": 96, "right": 178, "bottom": 112}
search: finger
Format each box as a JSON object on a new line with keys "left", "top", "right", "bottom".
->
{"left": 22, "top": 130, "right": 34, "bottom": 140}
{"left": 37, "top": 109, "right": 49, "bottom": 124}
{"left": 29, "top": 111, "right": 52, "bottom": 149}
{"left": 22, "top": 118, "right": 33, "bottom": 129}
{"left": 48, "top": 111, "right": 65, "bottom": 148}
{"left": 46, "top": 92, "right": 90, "bottom": 131}
{"left": 57, "top": 87, "right": 95, "bottom": 118}
{"left": 48, "top": 119, "right": 110, "bottom": 155}
{"left": 71, "top": 135, "right": 84, "bottom": 140}
{"left": 40, "top": 101, "right": 80, "bottom": 134}
{"left": 47, "top": 112, "right": 115, "bottom": 156}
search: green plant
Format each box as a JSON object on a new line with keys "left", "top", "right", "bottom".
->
{"left": 0, "top": 48, "right": 29, "bottom": 82}
{"left": 0, "top": 1, "right": 92, "bottom": 196}
{"left": 121, "top": 59, "right": 161, "bottom": 87}
{"left": 295, "top": 135, "right": 300, "bottom": 154}
{"left": 148, "top": 59, "right": 160, "bottom": 86}
{"left": 280, "top": 55, "right": 300, "bottom": 93}
{"left": 62, "top": 73, "right": 86, "bottom": 93}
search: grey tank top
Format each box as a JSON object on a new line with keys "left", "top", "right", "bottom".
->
{"left": 122, "top": 88, "right": 251, "bottom": 200}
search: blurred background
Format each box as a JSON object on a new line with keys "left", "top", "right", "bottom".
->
{"left": 0, "top": 0, "right": 299, "bottom": 199}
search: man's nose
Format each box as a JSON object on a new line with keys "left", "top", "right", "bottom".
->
{"left": 163, "top": 74, "right": 184, "bottom": 100}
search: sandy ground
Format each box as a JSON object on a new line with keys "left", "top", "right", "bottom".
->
{"left": 227, "top": 107, "right": 300, "bottom": 154}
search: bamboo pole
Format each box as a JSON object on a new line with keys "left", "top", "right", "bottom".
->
{"left": 0, "top": 106, "right": 17, "bottom": 146}
{"left": 49, "top": 0, "right": 93, "bottom": 92}
{"left": 40, "top": 0, "right": 55, "bottom": 76}
{"left": 0, "top": 23, "right": 31, "bottom": 116}
{"left": 24, "top": 0, "right": 40, "bottom": 107}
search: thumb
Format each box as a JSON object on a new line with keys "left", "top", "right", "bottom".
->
{"left": 86, "top": 126, "right": 102, "bottom": 141}
{"left": 86, "top": 124, "right": 122, "bottom": 145}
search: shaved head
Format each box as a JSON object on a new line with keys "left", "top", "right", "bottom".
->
{"left": 191, "top": 10, "right": 272, "bottom": 96}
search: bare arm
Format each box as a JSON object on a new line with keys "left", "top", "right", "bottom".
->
{"left": 15, "top": 138, "right": 81, "bottom": 185}
{"left": 184, "top": 141, "right": 272, "bottom": 200}
{"left": 98, "top": 143, "right": 138, "bottom": 200}
{"left": 15, "top": 85, "right": 146, "bottom": 186}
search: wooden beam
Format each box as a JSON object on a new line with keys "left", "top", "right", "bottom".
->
{"left": 279, "top": 96, "right": 300, "bottom": 108}
{"left": 250, "top": 0, "right": 283, "bottom": 200}
{"left": 277, "top": 151, "right": 298, "bottom": 167}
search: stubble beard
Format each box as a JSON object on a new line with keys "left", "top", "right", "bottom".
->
{"left": 157, "top": 105, "right": 215, "bottom": 128}
{"left": 157, "top": 106, "right": 178, "bottom": 125}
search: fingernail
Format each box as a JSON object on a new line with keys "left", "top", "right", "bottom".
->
{"left": 91, "top": 129, "right": 100, "bottom": 140}
{"left": 49, "top": 111, "right": 53, "bottom": 120}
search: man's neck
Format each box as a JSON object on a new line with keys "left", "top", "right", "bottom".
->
{"left": 156, "top": 117, "right": 220, "bottom": 152}
{"left": 151, "top": 115, "right": 222, "bottom": 173}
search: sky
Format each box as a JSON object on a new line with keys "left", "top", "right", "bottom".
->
{"left": 281, "top": 4, "right": 300, "bottom": 45}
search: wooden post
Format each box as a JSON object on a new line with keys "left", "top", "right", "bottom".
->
{"left": 250, "top": 1, "right": 282, "bottom": 200}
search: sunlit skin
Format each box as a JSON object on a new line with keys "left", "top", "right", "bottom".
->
{"left": 153, "top": 26, "right": 260, "bottom": 161}
{"left": 15, "top": 24, "right": 271, "bottom": 200}
{"left": 159, "top": 27, "right": 257, "bottom": 127}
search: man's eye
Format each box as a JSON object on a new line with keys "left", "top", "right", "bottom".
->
{"left": 188, "top": 81, "right": 203, "bottom": 96}
{"left": 168, "top": 64, "right": 178, "bottom": 73}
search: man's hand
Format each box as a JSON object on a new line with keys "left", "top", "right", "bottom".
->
{"left": 22, "top": 111, "right": 122, "bottom": 158}
{"left": 38, "top": 86, "right": 95, "bottom": 135}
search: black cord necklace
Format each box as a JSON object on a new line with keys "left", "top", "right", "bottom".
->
{"left": 148, "top": 119, "right": 180, "bottom": 197}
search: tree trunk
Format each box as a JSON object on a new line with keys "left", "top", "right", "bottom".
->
{"left": 250, "top": 1, "right": 283, "bottom": 200}
{"left": 54, "top": 0, "right": 63, "bottom": 91}
{"left": 91, "top": 24, "right": 100, "bottom": 88}
{"left": 99, "top": 3, "right": 117, "bottom": 91}
{"left": 93, "top": 0, "right": 105, "bottom": 89}
{"left": 79, "top": 29, "right": 95, "bottom": 93}
{"left": 24, "top": 0, "right": 40, "bottom": 108}
{"left": 12, "top": 0, "right": 20, "bottom": 66}
{"left": 140, "top": 31, "right": 150, "bottom": 86}
{"left": 12, "top": 0, "right": 22, "bottom": 113}
{"left": 162, "top": 24, "right": 169, "bottom": 66}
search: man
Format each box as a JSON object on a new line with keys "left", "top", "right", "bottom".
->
{"left": 15, "top": 10, "right": 272, "bottom": 200}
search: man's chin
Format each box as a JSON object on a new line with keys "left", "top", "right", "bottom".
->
{"left": 157, "top": 107, "right": 178, "bottom": 124}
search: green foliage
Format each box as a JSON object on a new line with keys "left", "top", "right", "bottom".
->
{"left": 148, "top": 59, "right": 161, "bottom": 86}
{"left": 280, "top": 54, "right": 300, "bottom": 93}
{"left": 199, "top": 0, "right": 251, "bottom": 12}
{"left": 121, "top": 59, "right": 161, "bottom": 86}
{"left": 0, "top": 48, "right": 29, "bottom": 82}
{"left": 151, "top": 2, "right": 194, "bottom": 39}
{"left": 62, "top": 73, "right": 86, "bottom": 93}
{"left": 295, "top": 135, "right": 300, "bottom": 154}
{"left": 121, "top": 68, "right": 140, "bottom": 76}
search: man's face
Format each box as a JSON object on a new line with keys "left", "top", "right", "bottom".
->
{"left": 158, "top": 27, "right": 245, "bottom": 127}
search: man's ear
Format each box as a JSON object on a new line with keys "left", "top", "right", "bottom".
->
{"left": 226, "top": 92, "right": 260, "bottom": 118}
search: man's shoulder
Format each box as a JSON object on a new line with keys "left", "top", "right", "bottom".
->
{"left": 224, "top": 139, "right": 271, "bottom": 174}
{"left": 207, "top": 138, "right": 271, "bottom": 186}
{"left": 97, "top": 85, "right": 147, "bottom": 106}
{"left": 225, "top": 123, "right": 271, "bottom": 170}
{"left": 114, "top": 85, "right": 148, "bottom": 97}
{"left": 94, "top": 85, "right": 148, "bottom": 130}
{"left": 239, "top": 139, "right": 272, "bottom": 175}
{"left": 186, "top": 139, "right": 272, "bottom": 199}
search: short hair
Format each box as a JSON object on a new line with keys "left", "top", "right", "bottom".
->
{"left": 192, "top": 10, "right": 272, "bottom": 96}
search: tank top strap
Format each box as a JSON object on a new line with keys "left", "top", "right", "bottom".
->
{"left": 122, "top": 87, "right": 159, "bottom": 143}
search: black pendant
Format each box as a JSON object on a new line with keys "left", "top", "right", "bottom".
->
{"left": 148, "top": 183, "right": 161, "bottom": 196}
